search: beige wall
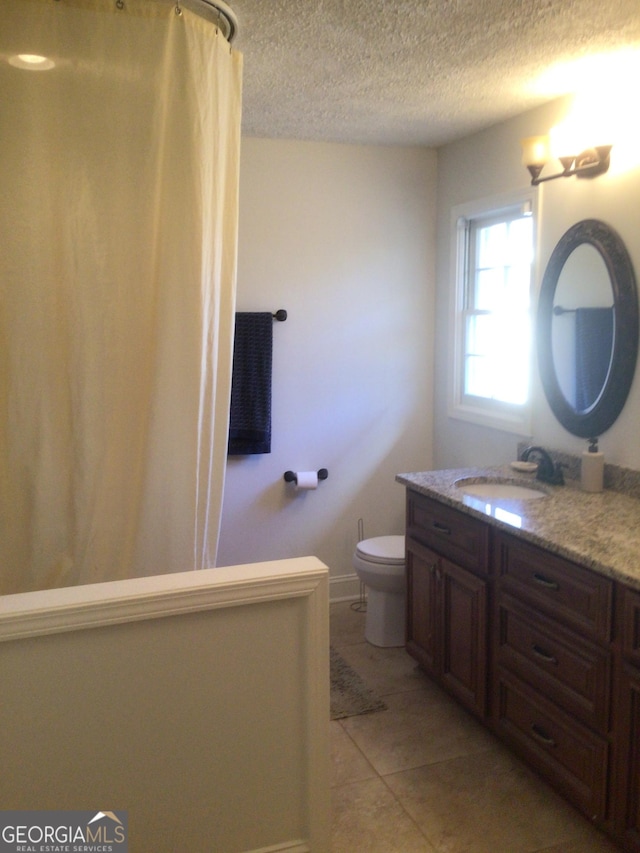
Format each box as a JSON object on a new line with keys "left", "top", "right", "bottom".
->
{"left": 435, "top": 96, "right": 640, "bottom": 470}
{"left": 0, "top": 557, "right": 329, "bottom": 853}
{"left": 218, "top": 139, "right": 437, "bottom": 597}
{"left": 219, "top": 106, "right": 640, "bottom": 588}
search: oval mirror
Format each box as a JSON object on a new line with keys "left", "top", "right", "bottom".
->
{"left": 538, "top": 219, "right": 638, "bottom": 438}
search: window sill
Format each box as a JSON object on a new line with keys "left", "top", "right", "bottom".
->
{"left": 448, "top": 399, "right": 532, "bottom": 436}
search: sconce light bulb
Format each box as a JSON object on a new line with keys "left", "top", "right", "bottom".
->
{"left": 8, "top": 53, "right": 55, "bottom": 71}
{"left": 521, "top": 135, "right": 550, "bottom": 167}
{"left": 549, "top": 122, "right": 581, "bottom": 161}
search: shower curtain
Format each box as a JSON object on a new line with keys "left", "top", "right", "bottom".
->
{"left": 0, "top": 0, "right": 243, "bottom": 593}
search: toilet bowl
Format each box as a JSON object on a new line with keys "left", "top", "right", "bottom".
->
{"left": 352, "top": 535, "right": 406, "bottom": 648}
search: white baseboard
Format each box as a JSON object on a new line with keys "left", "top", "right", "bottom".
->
{"left": 329, "top": 572, "right": 364, "bottom": 604}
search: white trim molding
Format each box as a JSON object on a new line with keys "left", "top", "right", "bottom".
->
{"left": 0, "top": 557, "right": 327, "bottom": 641}
{"left": 0, "top": 558, "right": 330, "bottom": 852}
{"left": 447, "top": 187, "right": 537, "bottom": 437}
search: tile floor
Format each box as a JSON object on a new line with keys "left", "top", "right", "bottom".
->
{"left": 329, "top": 600, "right": 622, "bottom": 853}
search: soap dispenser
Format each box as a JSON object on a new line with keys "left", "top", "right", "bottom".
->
{"left": 581, "top": 437, "right": 604, "bottom": 493}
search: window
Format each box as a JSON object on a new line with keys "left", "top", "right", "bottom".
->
{"left": 449, "top": 192, "right": 535, "bottom": 434}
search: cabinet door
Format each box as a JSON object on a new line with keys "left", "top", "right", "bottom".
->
{"left": 440, "top": 557, "right": 488, "bottom": 718}
{"left": 621, "top": 587, "right": 640, "bottom": 668}
{"left": 406, "top": 537, "right": 439, "bottom": 678}
{"left": 614, "top": 663, "right": 640, "bottom": 851}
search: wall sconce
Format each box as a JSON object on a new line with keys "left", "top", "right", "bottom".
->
{"left": 521, "top": 135, "right": 612, "bottom": 185}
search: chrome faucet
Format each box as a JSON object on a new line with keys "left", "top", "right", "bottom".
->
{"left": 520, "top": 446, "right": 565, "bottom": 485}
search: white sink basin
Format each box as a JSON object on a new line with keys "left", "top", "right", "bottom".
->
{"left": 455, "top": 478, "right": 548, "bottom": 501}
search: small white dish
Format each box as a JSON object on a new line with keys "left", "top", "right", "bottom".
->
{"left": 510, "top": 460, "right": 538, "bottom": 473}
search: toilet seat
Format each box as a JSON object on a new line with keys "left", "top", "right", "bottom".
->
{"left": 355, "top": 535, "right": 405, "bottom": 565}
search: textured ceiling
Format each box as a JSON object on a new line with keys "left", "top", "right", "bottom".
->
{"left": 226, "top": 0, "right": 640, "bottom": 147}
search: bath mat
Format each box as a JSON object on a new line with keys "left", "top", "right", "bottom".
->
{"left": 330, "top": 646, "right": 387, "bottom": 720}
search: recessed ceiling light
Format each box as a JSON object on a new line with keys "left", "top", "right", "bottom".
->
{"left": 8, "top": 54, "right": 55, "bottom": 71}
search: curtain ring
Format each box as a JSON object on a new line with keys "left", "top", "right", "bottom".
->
{"left": 175, "top": 1, "right": 183, "bottom": 15}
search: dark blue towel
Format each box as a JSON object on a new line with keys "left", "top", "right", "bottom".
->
{"left": 575, "top": 307, "right": 613, "bottom": 412}
{"left": 228, "top": 312, "right": 272, "bottom": 455}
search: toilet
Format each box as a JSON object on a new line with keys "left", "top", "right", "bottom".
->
{"left": 352, "top": 535, "right": 406, "bottom": 648}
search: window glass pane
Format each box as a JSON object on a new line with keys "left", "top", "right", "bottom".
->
{"left": 492, "top": 317, "right": 529, "bottom": 404}
{"left": 465, "top": 314, "right": 493, "bottom": 358}
{"left": 465, "top": 355, "right": 492, "bottom": 398}
{"left": 475, "top": 268, "right": 503, "bottom": 311}
{"left": 505, "top": 265, "right": 531, "bottom": 310}
{"left": 477, "top": 222, "right": 506, "bottom": 269}
{"left": 506, "top": 217, "right": 533, "bottom": 265}
{"left": 461, "top": 206, "right": 533, "bottom": 408}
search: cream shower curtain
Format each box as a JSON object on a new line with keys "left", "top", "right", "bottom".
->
{"left": 0, "top": 0, "right": 243, "bottom": 593}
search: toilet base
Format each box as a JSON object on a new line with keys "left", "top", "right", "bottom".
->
{"left": 364, "top": 587, "right": 406, "bottom": 648}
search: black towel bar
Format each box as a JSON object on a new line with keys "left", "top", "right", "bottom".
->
{"left": 553, "top": 305, "right": 613, "bottom": 315}
{"left": 272, "top": 309, "right": 287, "bottom": 321}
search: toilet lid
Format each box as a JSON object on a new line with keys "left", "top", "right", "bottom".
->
{"left": 356, "top": 535, "right": 405, "bottom": 565}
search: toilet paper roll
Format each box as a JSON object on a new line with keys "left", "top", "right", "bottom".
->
{"left": 295, "top": 471, "right": 318, "bottom": 490}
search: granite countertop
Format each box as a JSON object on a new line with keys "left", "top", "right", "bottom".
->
{"left": 396, "top": 467, "right": 640, "bottom": 592}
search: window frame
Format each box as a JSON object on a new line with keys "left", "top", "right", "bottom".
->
{"left": 448, "top": 189, "right": 537, "bottom": 435}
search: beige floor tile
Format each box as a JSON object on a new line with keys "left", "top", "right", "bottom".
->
{"left": 384, "top": 746, "right": 597, "bottom": 853}
{"left": 330, "top": 601, "right": 368, "bottom": 649}
{"left": 331, "top": 721, "right": 377, "bottom": 788}
{"left": 337, "top": 639, "right": 430, "bottom": 697}
{"left": 331, "top": 777, "right": 437, "bottom": 853}
{"left": 536, "top": 828, "right": 624, "bottom": 852}
{"left": 329, "top": 600, "right": 619, "bottom": 852}
{"left": 340, "top": 685, "right": 495, "bottom": 776}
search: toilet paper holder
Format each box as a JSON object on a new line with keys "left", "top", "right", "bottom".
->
{"left": 283, "top": 468, "right": 328, "bottom": 484}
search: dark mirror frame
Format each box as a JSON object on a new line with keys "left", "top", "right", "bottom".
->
{"left": 538, "top": 219, "right": 639, "bottom": 438}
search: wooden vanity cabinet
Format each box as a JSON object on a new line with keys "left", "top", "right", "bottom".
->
{"left": 404, "top": 485, "right": 640, "bottom": 849}
{"left": 613, "top": 587, "right": 640, "bottom": 851}
{"left": 405, "top": 491, "right": 489, "bottom": 719}
{"left": 493, "top": 531, "right": 613, "bottom": 823}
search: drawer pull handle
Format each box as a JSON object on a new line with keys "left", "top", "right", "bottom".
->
{"left": 530, "top": 724, "right": 556, "bottom": 748}
{"left": 531, "top": 644, "right": 558, "bottom": 665}
{"left": 532, "top": 572, "right": 559, "bottom": 591}
{"left": 433, "top": 522, "right": 451, "bottom": 535}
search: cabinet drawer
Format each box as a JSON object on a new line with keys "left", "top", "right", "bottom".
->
{"left": 620, "top": 586, "right": 640, "bottom": 667}
{"left": 407, "top": 490, "right": 489, "bottom": 577}
{"left": 495, "top": 668, "right": 609, "bottom": 821}
{"left": 495, "top": 532, "right": 613, "bottom": 642}
{"left": 496, "top": 594, "right": 611, "bottom": 732}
